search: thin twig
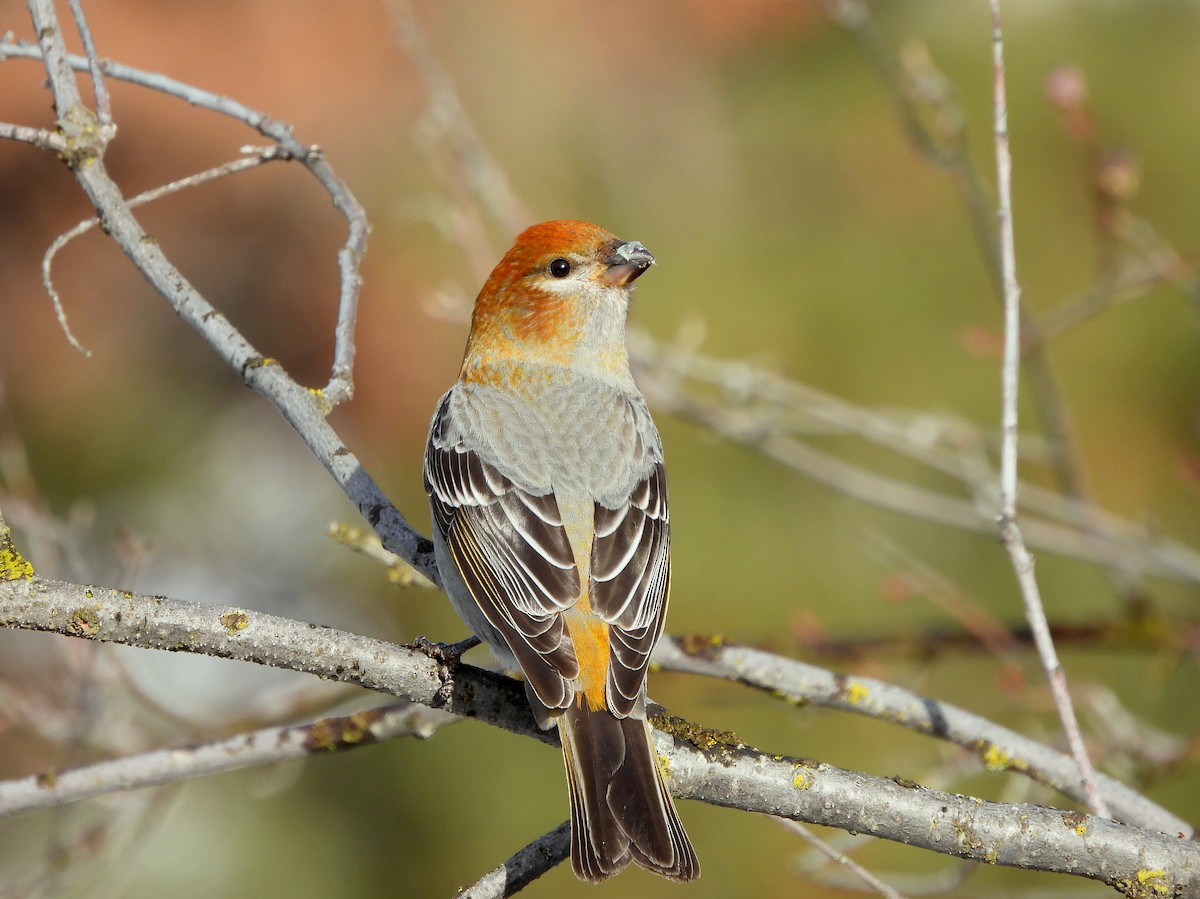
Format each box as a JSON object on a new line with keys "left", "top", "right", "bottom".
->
{"left": 774, "top": 818, "right": 908, "bottom": 899}
{"left": 988, "top": 0, "right": 1108, "bottom": 819}
{"left": 65, "top": 0, "right": 110, "bottom": 124}
{"left": 10, "top": 17, "right": 431, "bottom": 580}
{"left": 41, "top": 148, "right": 288, "bottom": 357}
{"left": 630, "top": 334, "right": 1200, "bottom": 583}
{"left": 456, "top": 822, "right": 570, "bottom": 899}
{"left": 826, "top": 0, "right": 1118, "bottom": 601}
{"left": 0, "top": 701, "right": 456, "bottom": 818}
{"left": 390, "top": 0, "right": 529, "bottom": 234}
{"left": 0, "top": 120, "right": 69, "bottom": 152}
{"left": 0, "top": 34, "right": 366, "bottom": 406}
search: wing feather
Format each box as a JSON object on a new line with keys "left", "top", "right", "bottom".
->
{"left": 589, "top": 461, "right": 671, "bottom": 717}
{"left": 425, "top": 395, "right": 581, "bottom": 709}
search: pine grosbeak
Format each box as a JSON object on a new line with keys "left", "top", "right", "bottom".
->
{"left": 424, "top": 220, "right": 699, "bottom": 882}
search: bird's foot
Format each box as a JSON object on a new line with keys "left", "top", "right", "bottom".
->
{"left": 409, "top": 635, "right": 481, "bottom": 707}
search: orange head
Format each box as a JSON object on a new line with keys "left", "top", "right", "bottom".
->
{"left": 460, "top": 220, "right": 655, "bottom": 382}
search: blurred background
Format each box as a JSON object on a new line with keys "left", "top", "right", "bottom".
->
{"left": 1, "top": 0, "right": 1198, "bottom": 896}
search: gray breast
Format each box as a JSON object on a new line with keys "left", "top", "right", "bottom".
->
{"left": 447, "top": 373, "right": 662, "bottom": 508}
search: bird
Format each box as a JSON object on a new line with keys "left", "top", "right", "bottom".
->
{"left": 423, "top": 219, "right": 699, "bottom": 882}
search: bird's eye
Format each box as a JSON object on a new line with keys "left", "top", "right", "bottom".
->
{"left": 548, "top": 258, "right": 572, "bottom": 278}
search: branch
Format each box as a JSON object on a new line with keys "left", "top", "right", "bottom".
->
{"left": 41, "top": 148, "right": 290, "bottom": 358}
{"left": 457, "top": 823, "right": 570, "bottom": 899}
{"left": 0, "top": 120, "right": 69, "bottom": 152}
{"left": 2, "top": 577, "right": 1196, "bottom": 893}
{"left": 65, "top": 0, "right": 110, "bottom": 124}
{"left": 0, "top": 700, "right": 456, "bottom": 818}
{"left": 6, "top": 16, "right": 435, "bottom": 582}
{"left": 988, "top": 0, "right": 1107, "bottom": 818}
{"left": 655, "top": 637, "right": 1187, "bottom": 837}
{"left": 826, "top": 0, "right": 1142, "bottom": 612}
{"left": 630, "top": 332, "right": 1200, "bottom": 584}
{"left": 389, "top": 0, "right": 531, "bottom": 283}
{"left": 774, "top": 818, "right": 907, "bottom": 899}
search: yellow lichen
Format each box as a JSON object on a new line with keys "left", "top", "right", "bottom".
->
{"left": 306, "top": 386, "right": 333, "bottom": 414}
{"left": 655, "top": 752, "right": 673, "bottom": 782}
{"left": 846, "top": 681, "right": 869, "bottom": 705}
{"left": 676, "top": 633, "right": 729, "bottom": 656}
{"left": 305, "top": 709, "right": 383, "bottom": 752}
{"left": 0, "top": 526, "right": 34, "bottom": 580}
{"left": 219, "top": 610, "right": 251, "bottom": 636}
{"left": 792, "top": 765, "right": 813, "bottom": 790}
{"left": 652, "top": 713, "right": 742, "bottom": 754}
{"left": 67, "top": 606, "right": 101, "bottom": 637}
{"left": 1138, "top": 869, "right": 1170, "bottom": 896}
{"left": 1113, "top": 869, "right": 1173, "bottom": 899}
{"left": 981, "top": 743, "right": 1013, "bottom": 772}
{"left": 1062, "top": 811, "right": 1088, "bottom": 835}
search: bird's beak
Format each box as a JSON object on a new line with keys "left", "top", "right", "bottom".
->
{"left": 602, "top": 239, "right": 655, "bottom": 287}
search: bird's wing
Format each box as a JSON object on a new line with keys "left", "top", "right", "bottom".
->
{"left": 425, "top": 394, "right": 581, "bottom": 711}
{"left": 590, "top": 460, "right": 671, "bottom": 717}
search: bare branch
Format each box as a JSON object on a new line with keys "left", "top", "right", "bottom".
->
{"left": 389, "top": 0, "right": 530, "bottom": 275}
{"left": 0, "top": 120, "right": 69, "bottom": 152}
{"left": 0, "top": 701, "right": 455, "bottom": 819}
{"left": 2, "top": 576, "right": 1196, "bottom": 893}
{"left": 824, "top": 0, "right": 1137, "bottom": 613}
{"left": 4, "top": 25, "right": 434, "bottom": 583}
{"left": 42, "top": 148, "right": 288, "bottom": 357}
{"left": 679, "top": 745, "right": 1198, "bottom": 894}
{"left": 456, "top": 822, "right": 570, "bottom": 899}
{"left": 987, "top": 0, "right": 1108, "bottom": 819}
{"left": 774, "top": 818, "right": 908, "bottom": 899}
{"left": 654, "top": 637, "right": 1187, "bottom": 837}
{"left": 631, "top": 332, "right": 1200, "bottom": 584}
{"left": 0, "top": 33, "right": 365, "bottom": 406}
{"left": 65, "top": 0, "right": 110, "bottom": 124}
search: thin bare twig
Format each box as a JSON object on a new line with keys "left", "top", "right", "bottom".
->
{"left": 0, "top": 701, "right": 455, "bottom": 819}
{"left": 65, "top": 0, "right": 110, "bottom": 124}
{"left": 774, "top": 818, "right": 908, "bottom": 899}
{"left": 390, "top": 1, "right": 529, "bottom": 233}
{"left": 0, "top": 34, "right": 365, "bottom": 406}
{"left": 0, "top": 120, "right": 69, "bottom": 152}
{"left": 631, "top": 333, "right": 1200, "bottom": 584}
{"left": 389, "top": 0, "right": 530, "bottom": 285}
{"left": 10, "top": 12, "right": 434, "bottom": 581}
{"left": 41, "top": 147, "right": 289, "bottom": 357}
{"left": 456, "top": 822, "right": 570, "bottom": 899}
{"left": 988, "top": 0, "right": 1108, "bottom": 819}
{"left": 826, "top": 0, "right": 1128, "bottom": 609}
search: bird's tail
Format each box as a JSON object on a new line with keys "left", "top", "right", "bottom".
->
{"left": 558, "top": 703, "right": 699, "bottom": 883}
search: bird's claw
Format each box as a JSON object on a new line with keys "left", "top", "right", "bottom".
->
{"left": 409, "top": 635, "right": 481, "bottom": 707}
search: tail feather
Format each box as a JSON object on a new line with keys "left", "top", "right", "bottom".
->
{"left": 559, "top": 704, "right": 699, "bottom": 883}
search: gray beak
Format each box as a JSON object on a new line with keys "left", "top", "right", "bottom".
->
{"left": 602, "top": 239, "right": 655, "bottom": 287}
